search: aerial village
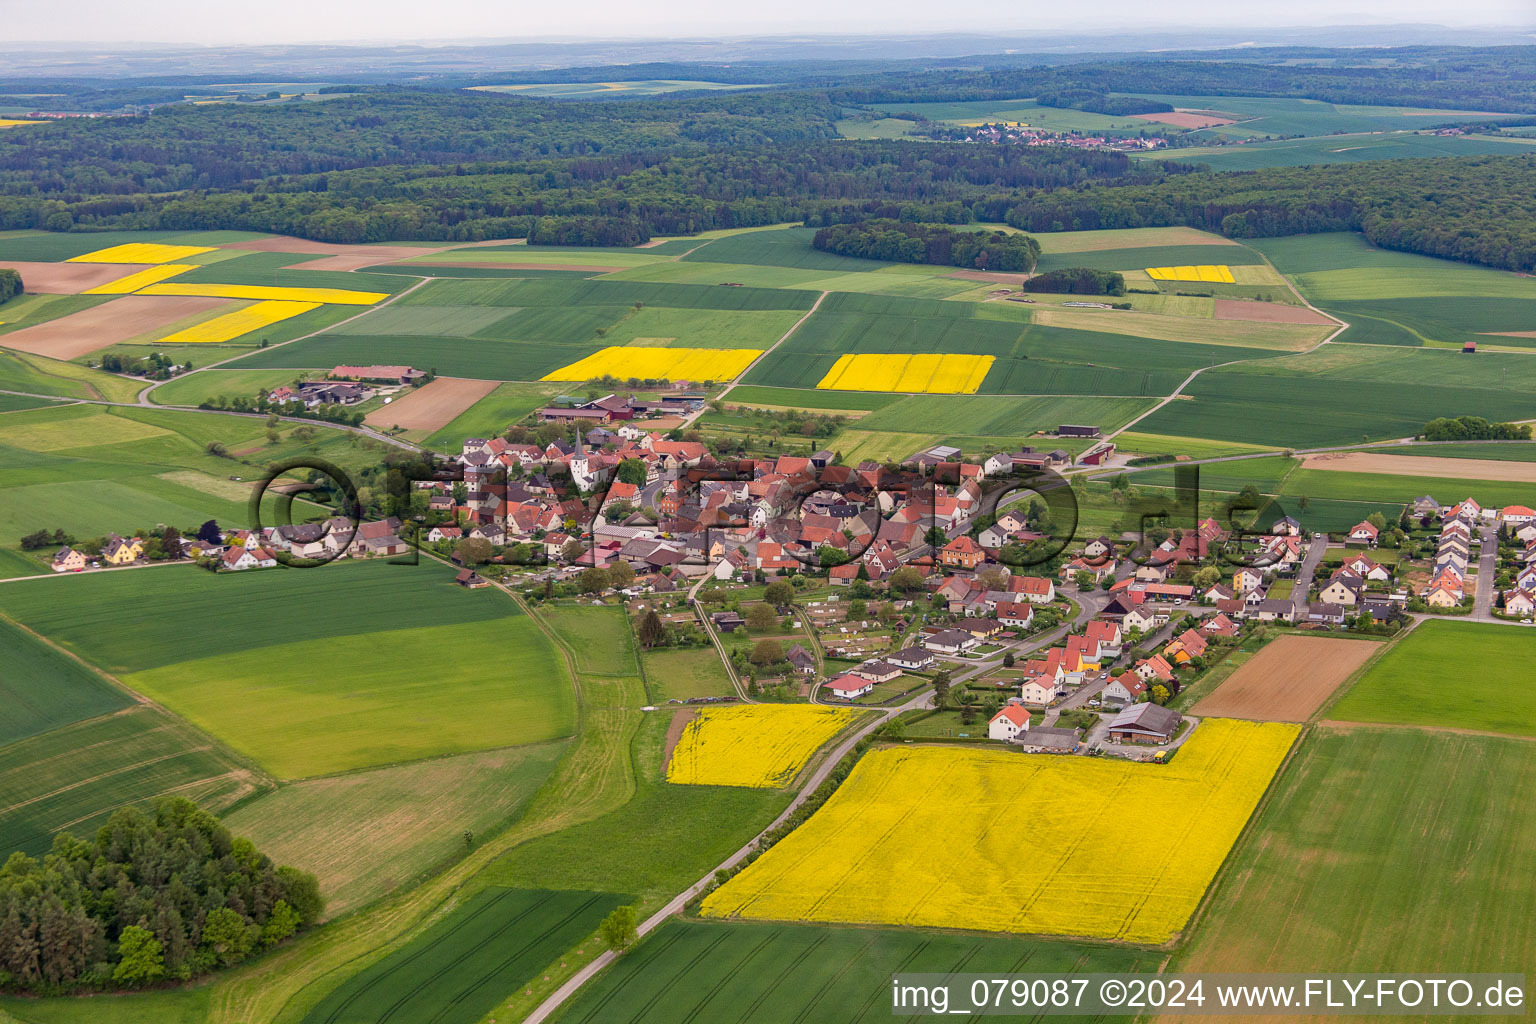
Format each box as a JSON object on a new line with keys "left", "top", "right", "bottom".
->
{"left": 38, "top": 391, "right": 1536, "bottom": 761}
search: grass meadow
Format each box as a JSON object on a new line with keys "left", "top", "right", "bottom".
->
{"left": 225, "top": 741, "right": 569, "bottom": 918}
{"left": 1174, "top": 726, "right": 1536, "bottom": 983}
{"left": 1327, "top": 621, "right": 1536, "bottom": 737}
{"left": 640, "top": 646, "right": 736, "bottom": 703}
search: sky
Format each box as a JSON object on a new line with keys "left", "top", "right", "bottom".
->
{"left": 4, "top": 0, "right": 1534, "bottom": 46}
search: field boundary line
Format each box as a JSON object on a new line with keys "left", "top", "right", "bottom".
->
{"left": 680, "top": 289, "right": 830, "bottom": 429}
{"left": 1102, "top": 250, "right": 1350, "bottom": 446}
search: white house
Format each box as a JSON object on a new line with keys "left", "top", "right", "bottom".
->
{"left": 825, "top": 674, "right": 874, "bottom": 700}
{"left": 1019, "top": 674, "right": 1064, "bottom": 706}
{"left": 1102, "top": 673, "right": 1147, "bottom": 706}
{"left": 988, "top": 702, "right": 1031, "bottom": 741}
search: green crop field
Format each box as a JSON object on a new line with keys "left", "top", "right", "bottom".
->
{"left": 147, "top": 367, "right": 311, "bottom": 407}
{"left": 866, "top": 96, "right": 1155, "bottom": 132}
{"left": 0, "top": 704, "right": 268, "bottom": 857}
{"left": 641, "top": 646, "right": 735, "bottom": 703}
{"left": 120, "top": 615, "right": 574, "bottom": 778}
{"left": 722, "top": 386, "right": 897, "bottom": 412}
{"left": 1328, "top": 621, "right": 1536, "bottom": 737}
{"left": 680, "top": 226, "right": 880, "bottom": 272}
{"left": 0, "top": 294, "right": 113, "bottom": 340}
{"left": 0, "top": 393, "right": 62, "bottom": 413}
{"left": 0, "top": 615, "right": 131, "bottom": 745}
{"left": 170, "top": 251, "right": 409, "bottom": 295}
{"left": 0, "top": 560, "right": 518, "bottom": 672}
{"left": 325, "top": 304, "right": 514, "bottom": 336}
{"left": 852, "top": 394, "right": 1154, "bottom": 437}
{"left": 556, "top": 918, "right": 1158, "bottom": 1024}
{"left": 746, "top": 291, "right": 1264, "bottom": 396}
{"left": 1281, "top": 466, "right": 1536, "bottom": 510}
{"left": 300, "top": 888, "right": 626, "bottom": 1024}
{"left": 0, "top": 229, "right": 204, "bottom": 262}
{"left": 224, "top": 741, "right": 568, "bottom": 917}
{"left": 395, "top": 276, "right": 816, "bottom": 312}
{"left": 1176, "top": 726, "right": 1536, "bottom": 979}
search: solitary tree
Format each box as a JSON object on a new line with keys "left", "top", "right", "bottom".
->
{"left": 763, "top": 580, "right": 795, "bottom": 608}
{"left": 606, "top": 560, "right": 636, "bottom": 589}
{"left": 600, "top": 906, "right": 639, "bottom": 953}
{"left": 750, "top": 638, "right": 785, "bottom": 666}
{"left": 887, "top": 566, "right": 924, "bottom": 594}
{"left": 456, "top": 537, "right": 493, "bottom": 566}
{"left": 637, "top": 609, "right": 667, "bottom": 648}
{"left": 745, "top": 603, "right": 778, "bottom": 631}
{"left": 931, "top": 669, "right": 952, "bottom": 708}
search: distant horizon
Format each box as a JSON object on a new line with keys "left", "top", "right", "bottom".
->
{"left": 3, "top": 5, "right": 1534, "bottom": 50}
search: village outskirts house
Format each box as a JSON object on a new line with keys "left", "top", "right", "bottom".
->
{"left": 51, "top": 547, "right": 86, "bottom": 572}
{"left": 825, "top": 673, "right": 874, "bottom": 700}
{"left": 988, "top": 702, "right": 1032, "bottom": 741}
{"left": 1107, "top": 703, "right": 1181, "bottom": 744}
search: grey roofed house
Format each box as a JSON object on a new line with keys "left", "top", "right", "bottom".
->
{"left": 924, "top": 628, "right": 977, "bottom": 651}
{"left": 1107, "top": 702, "right": 1181, "bottom": 742}
{"left": 1250, "top": 599, "right": 1296, "bottom": 621}
{"left": 1306, "top": 602, "right": 1345, "bottom": 624}
{"left": 1360, "top": 596, "right": 1401, "bottom": 621}
{"left": 1016, "top": 727, "right": 1081, "bottom": 753}
{"left": 887, "top": 646, "right": 935, "bottom": 669}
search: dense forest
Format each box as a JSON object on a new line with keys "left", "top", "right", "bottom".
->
{"left": 0, "top": 799, "right": 322, "bottom": 994}
{"left": 1022, "top": 268, "right": 1126, "bottom": 295}
{"left": 1034, "top": 89, "right": 1173, "bottom": 116}
{"left": 2, "top": 56, "right": 1536, "bottom": 271}
{"left": 811, "top": 220, "right": 1041, "bottom": 270}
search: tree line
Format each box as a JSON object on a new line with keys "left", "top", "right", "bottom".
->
{"left": 1022, "top": 268, "right": 1126, "bottom": 295}
{"left": 811, "top": 219, "right": 1041, "bottom": 270}
{"left": 0, "top": 799, "right": 322, "bottom": 994}
{"left": 0, "top": 268, "right": 19, "bottom": 303}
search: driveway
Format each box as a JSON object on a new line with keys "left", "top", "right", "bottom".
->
{"left": 1291, "top": 536, "right": 1329, "bottom": 602}
{"left": 1470, "top": 524, "right": 1502, "bottom": 621}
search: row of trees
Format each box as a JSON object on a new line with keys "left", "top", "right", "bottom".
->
{"left": 0, "top": 268, "right": 20, "bottom": 303}
{"left": 1422, "top": 415, "right": 1533, "bottom": 441}
{"left": 0, "top": 799, "right": 321, "bottom": 994}
{"left": 811, "top": 220, "right": 1041, "bottom": 271}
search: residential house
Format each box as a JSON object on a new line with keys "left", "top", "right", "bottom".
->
{"left": 1249, "top": 599, "right": 1296, "bottom": 623}
{"left": 1019, "top": 672, "right": 1064, "bottom": 706}
{"left": 924, "top": 628, "right": 978, "bottom": 654}
{"left": 1082, "top": 620, "right": 1123, "bottom": 660}
{"left": 1134, "top": 654, "right": 1175, "bottom": 684}
{"left": 100, "top": 534, "right": 143, "bottom": 566}
{"left": 1411, "top": 495, "right": 1441, "bottom": 520}
{"left": 1014, "top": 576, "right": 1056, "bottom": 604}
{"left": 1271, "top": 516, "right": 1302, "bottom": 536}
{"left": 426, "top": 526, "right": 463, "bottom": 543}
{"left": 1016, "top": 727, "right": 1081, "bottom": 754}
{"left": 1501, "top": 505, "right": 1536, "bottom": 528}
{"left": 1503, "top": 589, "right": 1536, "bottom": 618}
{"left": 1318, "top": 574, "right": 1364, "bottom": 607}
{"left": 1200, "top": 612, "right": 1239, "bottom": 638}
{"left": 1306, "top": 602, "right": 1345, "bottom": 626}
{"left": 1339, "top": 554, "right": 1391, "bottom": 582}
{"left": 1107, "top": 703, "right": 1181, "bottom": 744}
{"left": 1102, "top": 673, "right": 1147, "bottom": 706}
{"left": 940, "top": 536, "right": 984, "bottom": 570}
{"left": 994, "top": 601, "right": 1035, "bottom": 630}
{"left": 888, "top": 647, "right": 935, "bottom": 670}
{"left": 850, "top": 660, "right": 902, "bottom": 683}
{"left": 1348, "top": 520, "right": 1380, "bottom": 544}
{"left": 51, "top": 547, "right": 86, "bottom": 572}
{"left": 826, "top": 674, "right": 874, "bottom": 700}
{"left": 1163, "top": 628, "right": 1208, "bottom": 665}
{"left": 1122, "top": 605, "right": 1160, "bottom": 634}
{"left": 988, "top": 702, "right": 1032, "bottom": 741}
{"left": 1233, "top": 566, "right": 1264, "bottom": 593}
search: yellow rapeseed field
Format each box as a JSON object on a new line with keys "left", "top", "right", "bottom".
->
{"left": 154, "top": 300, "right": 321, "bottom": 344}
{"left": 667, "top": 705, "right": 858, "bottom": 789}
{"left": 0, "top": 119, "right": 46, "bottom": 128}
{"left": 815, "top": 353, "right": 994, "bottom": 394}
{"left": 83, "top": 264, "right": 197, "bottom": 295}
{"left": 67, "top": 243, "right": 216, "bottom": 264}
{"left": 541, "top": 346, "right": 762, "bottom": 383}
{"left": 1145, "top": 265, "right": 1237, "bottom": 284}
{"left": 702, "top": 717, "right": 1297, "bottom": 942}
{"left": 140, "top": 282, "right": 387, "bottom": 305}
